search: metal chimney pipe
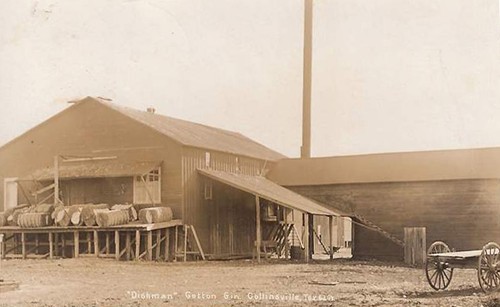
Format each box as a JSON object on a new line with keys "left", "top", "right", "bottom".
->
{"left": 301, "top": 0, "right": 313, "bottom": 158}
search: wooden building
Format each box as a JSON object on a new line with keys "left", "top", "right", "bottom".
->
{"left": 268, "top": 148, "right": 500, "bottom": 260}
{"left": 0, "top": 97, "right": 339, "bottom": 260}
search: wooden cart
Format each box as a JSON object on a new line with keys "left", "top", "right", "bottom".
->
{"left": 426, "top": 241, "right": 500, "bottom": 292}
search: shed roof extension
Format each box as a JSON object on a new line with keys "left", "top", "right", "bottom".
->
{"left": 22, "top": 160, "right": 161, "bottom": 181}
{"left": 198, "top": 168, "right": 342, "bottom": 216}
{"left": 89, "top": 97, "right": 286, "bottom": 161}
{"left": 267, "top": 147, "right": 500, "bottom": 186}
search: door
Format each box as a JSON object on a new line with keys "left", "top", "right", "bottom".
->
{"left": 4, "top": 178, "right": 18, "bottom": 210}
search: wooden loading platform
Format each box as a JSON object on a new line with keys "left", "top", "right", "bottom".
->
{"left": 0, "top": 219, "right": 205, "bottom": 262}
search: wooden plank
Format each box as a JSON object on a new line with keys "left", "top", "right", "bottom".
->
{"left": 94, "top": 230, "right": 99, "bottom": 257}
{"left": 255, "top": 195, "right": 261, "bottom": 263}
{"left": 126, "top": 232, "right": 131, "bottom": 261}
{"left": 135, "top": 230, "right": 140, "bottom": 260}
{"left": 155, "top": 230, "right": 161, "bottom": 260}
{"left": 114, "top": 230, "right": 120, "bottom": 261}
{"left": 34, "top": 183, "right": 55, "bottom": 196}
{"left": 74, "top": 231, "right": 79, "bottom": 258}
{"left": 190, "top": 225, "right": 206, "bottom": 260}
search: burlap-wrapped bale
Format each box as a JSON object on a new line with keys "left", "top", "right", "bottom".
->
{"left": 81, "top": 204, "right": 110, "bottom": 226}
{"left": 96, "top": 209, "right": 130, "bottom": 227}
{"left": 18, "top": 213, "right": 51, "bottom": 228}
{"left": 138, "top": 207, "right": 173, "bottom": 224}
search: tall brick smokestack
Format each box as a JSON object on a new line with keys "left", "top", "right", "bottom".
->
{"left": 301, "top": 0, "right": 313, "bottom": 158}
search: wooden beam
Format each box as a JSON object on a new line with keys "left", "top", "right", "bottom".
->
{"left": 304, "top": 214, "right": 310, "bottom": 262}
{"left": 164, "top": 228, "right": 170, "bottom": 261}
{"left": 115, "top": 231, "right": 120, "bottom": 261}
{"left": 174, "top": 226, "right": 179, "bottom": 262}
{"left": 74, "top": 231, "right": 79, "bottom": 258}
{"left": 284, "top": 208, "right": 290, "bottom": 260}
{"left": 183, "top": 225, "right": 188, "bottom": 262}
{"left": 329, "top": 216, "right": 333, "bottom": 260}
{"left": 34, "top": 183, "right": 55, "bottom": 196}
{"left": 147, "top": 231, "right": 153, "bottom": 261}
{"left": 49, "top": 232, "right": 54, "bottom": 259}
{"left": 135, "top": 230, "right": 140, "bottom": 260}
{"left": 190, "top": 225, "right": 206, "bottom": 260}
{"left": 155, "top": 230, "right": 161, "bottom": 260}
{"left": 21, "top": 232, "right": 26, "bottom": 259}
{"left": 255, "top": 195, "right": 261, "bottom": 263}
{"left": 106, "top": 232, "right": 110, "bottom": 255}
{"left": 94, "top": 230, "right": 99, "bottom": 257}
{"left": 126, "top": 232, "right": 131, "bottom": 261}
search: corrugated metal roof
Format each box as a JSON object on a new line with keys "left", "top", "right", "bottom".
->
{"left": 85, "top": 97, "right": 285, "bottom": 161}
{"left": 267, "top": 147, "right": 500, "bottom": 186}
{"left": 198, "top": 168, "right": 340, "bottom": 216}
{"left": 24, "top": 160, "right": 161, "bottom": 181}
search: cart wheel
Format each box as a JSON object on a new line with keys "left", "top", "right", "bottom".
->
{"left": 478, "top": 242, "right": 500, "bottom": 293}
{"left": 427, "top": 241, "right": 451, "bottom": 255}
{"left": 426, "top": 241, "right": 453, "bottom": 290}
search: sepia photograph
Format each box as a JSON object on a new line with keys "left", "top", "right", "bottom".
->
{"left": 1, "top": 0, "right": 500, "bottom": 306}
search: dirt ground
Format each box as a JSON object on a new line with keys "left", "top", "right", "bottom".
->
{"left": 1, "top": 257, "right": 499, "bottom": 307}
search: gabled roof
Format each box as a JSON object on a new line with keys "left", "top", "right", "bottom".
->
{"left": 267, "top": 147, "right": 500, "bottom": 186}
{"left": 86, "top": 97, "right": 286, "bottom": 161}
{"left": 198, "top": 168, "right": 342, "bottom": 216}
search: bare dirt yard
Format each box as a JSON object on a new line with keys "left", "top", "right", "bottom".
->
{"left": 1, "top": 258, "right": 499, "bottom": 307}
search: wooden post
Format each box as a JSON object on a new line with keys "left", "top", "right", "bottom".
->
{"left": 54, "top": 233, "right": 59, "bottom": 257}
{"left": 106, "top": 232, "right": 110, "bottom": 255}
{"left": 21, "top": 232, "right": 26, "bottom": 259}
{"left": 164, "top": 228, "right": 170, "bottom": 261}
{"left": 284, "top": 208, "right": 290, "bottom": 260}
{"left": 183, "top": 225, "right": 188, "bottom": 262}
{"left": 94, "top": 230, "right": 99, "bottom": 257}
{"left": 147, "top": 231, "right": 153, "bottom": 261}
{"left": 255, "top": 195, "right": 261, "bottom": 263}
{"left": 329, "top": 216, "right": 334, "bottom": 260}
{"left": 174, "top": 226, "right": 179, "bottom": 261}
{"left": 114, "top": 231, "right": 120, "bottom": 261}
{"left": 155, "top": 230, "right": 161, "bottom": 260}
{"left": 135, "top": 230, "right": 140, "bottom": 260}
{"left": 74, "top": 231, "right": 79, "bottom": 258}
{"left": 304, "top": 213, "right": 310, "bottom": 262}
{"left": 54, "top": 156, "right": 59, "bottom": 205}
{"left": 0, "top": 234, "right": 4, "bottom": 260}
{"left": 49, "top": 232, "right": 53, "bottom": 259}
{"left": 404, "top": 227, "right": 426, "bottom": 267}
{"left": 126, "top": 232, "right": 131, "bottom": 261}
{"left": 35, "top": 234, "right": 40, "bottom": 254}
{"left": 61, "top": 233, "right": 66, "bottom": 258}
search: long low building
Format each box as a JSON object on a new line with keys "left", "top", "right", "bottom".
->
{"left": 267, "top": 148, "right": 500, "bottom": 260}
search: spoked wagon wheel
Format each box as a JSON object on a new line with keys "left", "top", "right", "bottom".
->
{"left": 426, "top": 241, "right": 453, "bottom": 290}
{"left": 478, "top": 242, "right": 500, "bottom": 293}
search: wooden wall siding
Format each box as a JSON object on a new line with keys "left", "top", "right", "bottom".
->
{"left": 289, "top": 179, "right": 500, "bottom": 260}
{"left": 181, "top": 147, "right": 269, "bottom": 255}
{"left": 0, "top": 100, "right": 183, "bottom": 213}
{"left": 207, "top": 182, "right": 255, "bottom": 256}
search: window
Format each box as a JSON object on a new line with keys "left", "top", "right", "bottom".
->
{"left": 133, "top": 168, "right": 161, "bottom": 204}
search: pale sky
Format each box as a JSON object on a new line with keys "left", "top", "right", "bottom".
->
{"left": 1, "top": 0, "right": 500, "bottom": 158}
